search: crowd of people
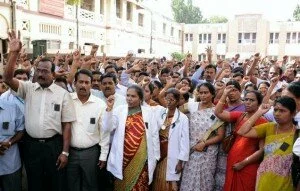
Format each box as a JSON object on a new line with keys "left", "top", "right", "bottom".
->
{"left": 1, "top": 30, "right": 300, "bottom": 191}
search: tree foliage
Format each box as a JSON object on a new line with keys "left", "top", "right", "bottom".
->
{"left": 171, "top": 0, "right": 203, "bottom": 24}
{"left": 206, "top": 15, "right": 228, "bottom": 23}
{"left": 171, "top": 52, "right": 186, "bottom": 61}
{"left": 293, "top": 4, "right": 300, "bottom": 21}
{"left": 66, "top": 0, "right": 82, "bottom": 5}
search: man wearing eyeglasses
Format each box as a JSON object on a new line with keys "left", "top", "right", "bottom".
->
{"left": 4, "top": 30, "right": 76, "bottom": 191}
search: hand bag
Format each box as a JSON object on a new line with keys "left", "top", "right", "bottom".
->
{"left": 222, "top": 112, "right": 246, "bottom": 153}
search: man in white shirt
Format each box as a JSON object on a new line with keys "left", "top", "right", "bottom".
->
{"left": 68, "top": 69, "right": 108, "bottom": 191}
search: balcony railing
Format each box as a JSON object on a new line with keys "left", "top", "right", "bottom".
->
{"left": 64, "top": 5, "right": 104, "bottom": 24}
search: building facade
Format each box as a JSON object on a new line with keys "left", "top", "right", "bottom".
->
{"left": 184, "top": 14, "right": 300, "bottom": 62}
{"left": 0, "top": 0, "right": 183, "bottom": 60}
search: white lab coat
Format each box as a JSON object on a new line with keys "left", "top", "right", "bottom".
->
{"left": 154, "top": 106, "right": 190, "bottom": 181}
{"left": 102, "top": 104, "right": 160, "bottom": 184}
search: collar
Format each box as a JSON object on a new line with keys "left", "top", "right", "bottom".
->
{"left": 71, "top": 92, "right": 97, "bottom": 103}
{"left": 34, "top": 82, "right": 56, "bottom": 92}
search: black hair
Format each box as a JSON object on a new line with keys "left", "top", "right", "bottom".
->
{"left": 233, "top": 72, "right": 244, "bottom": 79}
{"left": 258, "top": 81, "right": 270, "bottom": 88}
{"left": 128, "top": 84, "right": 144, "bottom": 101}
{"left": 138, "top": 72, "right": 149, "bottom": 77}
{"left": 39, "top": 57, "right": 55, "bottom": 72}
{"left": 245, "top": 90, "right": 263, "bottom": 105}
{"left": 226, "top": 80, "right": 241, "bottom": 92}
{"left": 204, "top": 64, "right": 217, "bottom": 73}
{"left": 104, "top": 65, "right": 117, "bottom": 73}
{"left": 274, "top": 96, "right": 297, "bottom": 125}
{"left": 287, "top": 81, "right": 300, "bottom": 99}
{"left": 145, "top": 82, "right": 155, "bottom": 94}
{"left": 232, "top": 67, "right": 244, "bottom": 74}
{"left": 245, "top": 83, "right": 258, "bottom": 91}
{"left": 74, "top": 69, "right": 93, "bottom": 82}
{"left": 14, "top": 69, "right": 30, "bottom": 79}
{"left": 172, "top": 71, "right": 181, "bottom": 77}
{"left": 92, "top": 71, "right": 102, "bottom": 76}
{"left": 196, "top": 82, "right": 216, "bottom": 101}
{"left": 116, "top": 67, "right": 125, "bottom": 72}
{"left": 0, "top": 74, "right": 2, "bottom": 79}
{"left": 160, "top": 67, "right": 171, "bottom": 75}
{"left": 166, "top": 88, "right": 181, "bottom": 102}
{"left": 100, "top": 73, "right": 117, "bottom": 84}
{"left": 55, "top": 77, "right": 68, "bottom": 89}
{"left": 182, "top": 92, "right": 190, "bottom": 101}
{"left": 151, "top": 80, "right": 163, "bottom": 89}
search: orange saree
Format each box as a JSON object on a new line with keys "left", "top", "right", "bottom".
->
{"left": 224, "top": 111, "right": 267, "bottom": 191}
{"left": 114, "top": 111, "right": 149, "bottom": 191}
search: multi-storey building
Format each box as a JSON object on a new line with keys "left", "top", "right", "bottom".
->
{"left": 184, "top": 14, "right": 300, "bottom": 61}
{"left": 0, "top": 0, "right": 183, "bottom": 61}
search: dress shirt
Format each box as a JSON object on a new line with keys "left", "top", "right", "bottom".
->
{"left": 115, "top": 84, "right": 127, "bottom": 96}
{"left": 0, "top": 100, "right": 25, "bottom": 175}
{"left": 1, "top": 89, "right": 24, "bottom": 114}
{"left": 70, "top": 93, "right": 108, "bottom": 161}
{"left": 91, "top": 89, "right": 126, "bottom": 109}
{"left": 12, "top": 81, "right": 76, "bottom": 138}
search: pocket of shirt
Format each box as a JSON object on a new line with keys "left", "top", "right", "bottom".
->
{"left": 0, "top": 121, "right": 15, "bottom": 136}
{"left": 86, "top": 117, "right": 97, "bottom": 134}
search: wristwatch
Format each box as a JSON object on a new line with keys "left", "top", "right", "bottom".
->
{"left": 61, "top": 151, "right": 69, "bottom": 157}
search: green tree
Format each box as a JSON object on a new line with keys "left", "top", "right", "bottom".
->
{"left": 171, "top": 0, "right": 203, "bottom": 24}
{"left": 293, "top": 4, "right": 300, "bottom": 21}
{"left": 66, "top": 0, "right": 82, "bottom": 5}
{"left": 171, "top": 52, "right": 186, "bottom": 61}
{"left": 206, "top": 15, "right": 228, "bottom": 23}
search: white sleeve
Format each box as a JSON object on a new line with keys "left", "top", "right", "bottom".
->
{"left": 293, "top": 137, "right": 300, "bottom": 157}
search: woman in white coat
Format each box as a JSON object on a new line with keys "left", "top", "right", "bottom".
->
{"left": 102, "top": 85, "right": 160, "bottom": 191}
{"left": 152, "top": 88, "right": 190, "bottom": 191}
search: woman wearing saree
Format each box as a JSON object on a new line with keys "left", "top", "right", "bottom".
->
{"left": 215, "top": 87, "right": 268, "bottom": 191}
{"left": 102, "top": 85, "right": 160, "bottom": 191}
{"left": 238, "top": 96, "right": 297, "bottom": 191}
{"left": 152, "top": 88, "right": 189, "bottom": 191}
{"left": 180, "top": 82, "right": 225, "bottom": 191}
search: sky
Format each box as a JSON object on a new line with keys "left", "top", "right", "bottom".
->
{"left": 149, "top": 0, "right": 300, "bottom": 22}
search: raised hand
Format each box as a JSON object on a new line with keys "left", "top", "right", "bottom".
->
{"left": 90, "top": 44, "right": 99, "bottom": 55}
{"left": 241, "top": 76, "right": 250, "bottom": 85}
{"left": 165, "top": 76, "right": 176, "bottom": 88}
{"left": 223, "top": 85, "right": 235, "bottom": 96}
{"left": 270, "top": 76, "right": 279, "bottom": 86}
{"left": 257, "top": 103, "right": 271, "bottom": 115}
{"left": 106, "top": 95, "right": 115, "bottom": 111}
{"left": 73, "top": 48, "right": 81, "bottom": 62}
{"left": 8, "top": 30, "right": 22, "bottom": 52}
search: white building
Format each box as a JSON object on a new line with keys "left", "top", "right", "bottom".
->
{"left": 0, "top": 0, "right": 183, "bottom": 60}
{"left": 184, "top": 14, "right": 300, "bottom": 62}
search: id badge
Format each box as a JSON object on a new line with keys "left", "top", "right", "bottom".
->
{"left": 280, "top": 142, "right": 290, "bottom": 152}
{"left": 2, "top": 122, "right": 14, "bottom": 136}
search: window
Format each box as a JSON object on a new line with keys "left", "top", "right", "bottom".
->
{"left": 198, "top": 54, "right": 206, "bottom": 61}
{"left": 238, "top": 33, "right": 242, "bottom": 43}
{"left": 208, "top": 34, "right": 211, "bottom": 43}
{"left": 269, "top": 32, "right": 279, "bottom": 44}
{"left": 286, "top": 32, "right": 291, "bottom": 43}
{"left": 189, "top": 34, "right": 193, "bottom": 41}
{"left": 222, "top": 34, "right": 226, "bottom": 43}
{"left": 185, "top": 34, "right": 189, "bottom": 41}
{"left": 199, "top": 33, "right": 211, "bottom": 44}
{"left": 22, "top": 37, "right": 30, "bottom": 49}
{"left": 69, "top": 42, "right": 74, "bottom": 49}
{"left": 47, "top": 40, "right": 61, "bottom": 49}
{"left": 126, "top": 2, "right": 132, "bottom": 21}
{"left": 178, "top": 30, "right": 182, "bottom": 39}
{"left": 116, "top": 0, "right": 122, "bottom": 18}
{"left": 81, "top": 0, "right": 95, "bottom": 11}
{"left": 217, "top": 55, "right": 225, "bottom": 59}
{"left": 238, "top": 33, "right": 256, "bottom": 44}
{"left": 298, "top": 32, "right": 300, "bottom": 43}
{"left": 171, "top": 27, "right": 174, "bottom": 36}
{"left": 252, "top": 33, "right": 256, "bottom": 43}
{"left": 138, "top": 13, "right": 144, "bottom": 27}
{"left": 100, "top": 0, "right": 104, "bottom": 14}
{"left": 217, "top": 33, "right": 226, "bottom": 44}
{"left": 163, "top": 23, "right": 166, "bottom": 34}
{"left": 292, "top": 32, "right": 297, "bottom": 43}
